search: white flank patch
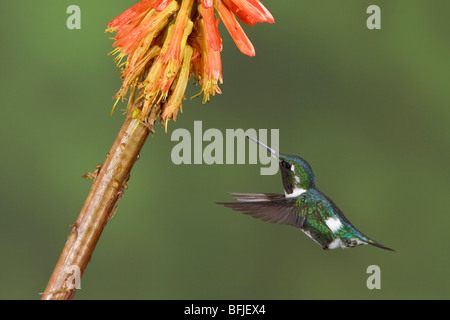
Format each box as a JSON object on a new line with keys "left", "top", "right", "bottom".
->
{"left": 295, "top": 176, "right": 300, "bottom": 184}
{"left": 285, "top": 187, "right": 307, "bottom": 198}
{"left": 327, "top": 238, "right": 344, "bottom": 249}
{"left": 325, "top": 217, "right": 343, "bottom": 233}
{"left": 328, "top": 237, "right": 368, "bottom": 249}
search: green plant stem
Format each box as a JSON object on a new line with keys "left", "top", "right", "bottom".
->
{"left": 41, "top": 102, "right": 149, "bottom": 300}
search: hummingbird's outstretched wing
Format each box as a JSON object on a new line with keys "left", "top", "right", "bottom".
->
{"left": 217, "top": 193, "right": 305, "bottom": 228}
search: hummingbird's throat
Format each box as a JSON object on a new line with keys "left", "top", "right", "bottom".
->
{"left": 284, "top": 187, "right": 307, "bottom": 198}
{"left": 281, "top": 163, "right": 305, "bottom": 198}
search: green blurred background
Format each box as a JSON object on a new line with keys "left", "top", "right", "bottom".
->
{"left": 1, "top": 1, "right": 449, "bottom": 299}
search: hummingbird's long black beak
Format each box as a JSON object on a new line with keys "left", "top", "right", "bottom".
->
{"left": 246, "top": 135, "right": 279, "bottom": 160}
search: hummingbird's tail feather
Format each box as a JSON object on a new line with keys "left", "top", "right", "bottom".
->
{"left": 342, "top": 224, "right": 396, "bottom": 252}
{"left": 366, "top": 238, "right": 396, "bottom": 252}
{"left": 217, "top": 193, "right": 305, "bottom": 228}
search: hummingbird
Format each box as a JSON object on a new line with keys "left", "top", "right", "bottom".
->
{"left": 218, "top": 136, "right": 394, "bottom": 251}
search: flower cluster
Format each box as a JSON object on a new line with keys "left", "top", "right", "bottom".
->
{"left": 106, "top": 0, "right": 273, "bottom": 130}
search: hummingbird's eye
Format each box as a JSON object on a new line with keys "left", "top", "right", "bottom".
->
{"left": 282, "top": 161, "right": 291, "bottom": 170}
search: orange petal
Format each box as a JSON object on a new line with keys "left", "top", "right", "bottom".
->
{"left": 202, "top": 0, "right": 214, "bottom": 8}
{"left": 201, "top": 6, "right": 222, "bottom": 51}
{"left": 163, "top": 0, "right": 194, "bottom": 63}
{"left": 193, "top": 16, "right": 223, "bottom": 102}
{"left": 202, "top": 46, "right": 223, "bottom": 103}
{"left": 107, "top": 0, "right": 155, "bottom": 29}
{"left": 215, "top": 0, "right": 255, "bottom": 56}
{"left": 113, "top": 12, "right": 157, "bottom": 55}
{"left": 113, "top": 1, "right": 178, "bottom": 56}
{"left": 160, "top": 19, "right": 194, "bottom": 94}
{"left": 246, "top": 0, "right": 274, "bottom": 23}
{"left": 163, "top": 46, "right": 194, "bottom": 121}
{"left": 153, "top": 0, "right": 173, "bottom": 12}
{"left": 221, "top": 0, "right": 269, "bottom": 26}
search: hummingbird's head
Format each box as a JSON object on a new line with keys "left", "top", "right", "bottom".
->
{"left": 278, "top": 154, "right": 315, "bottom": 197}
{"left": 246, "top": 136, "right": 315, "bottom": 197}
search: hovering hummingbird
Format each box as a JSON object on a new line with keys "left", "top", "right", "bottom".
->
{"left": 218, "top": 136, "right": 394, "bottom": 251}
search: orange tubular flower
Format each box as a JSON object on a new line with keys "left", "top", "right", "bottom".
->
{"left": 192, "top": 9, "right": 223, "bottom": 103}
{"left": 106, "top": 0, "right": 274, "bottom": 130}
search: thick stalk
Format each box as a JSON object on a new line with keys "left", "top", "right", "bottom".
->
{"left": 41, "top": 102, "right": 149, "bottom": 300}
